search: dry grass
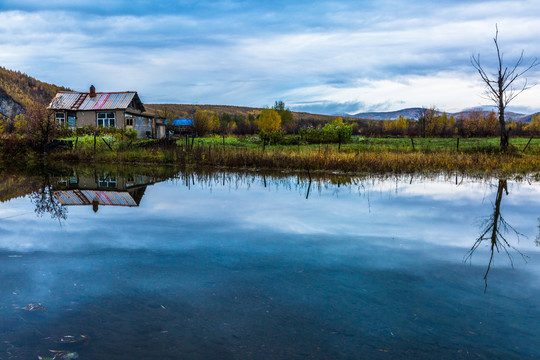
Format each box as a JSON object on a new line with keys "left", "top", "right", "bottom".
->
{"left": 44, "top": 141, "right": 540, "bottom": 176}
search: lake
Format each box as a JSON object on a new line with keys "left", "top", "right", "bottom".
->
{"left": 1, "top": 166, "right": 539, "bottom": 359}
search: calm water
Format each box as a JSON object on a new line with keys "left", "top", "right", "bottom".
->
{"left": 0, "top": 168, "right": 539, "bottom": 359}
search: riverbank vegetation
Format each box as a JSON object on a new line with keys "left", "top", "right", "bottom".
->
{"left": 2, "top": 133, "right": 540, "bottom": 175}
{"left": 2, "top": 103, "right": 540, "bottom": 175}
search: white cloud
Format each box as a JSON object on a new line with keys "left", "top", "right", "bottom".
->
{"left": 1, "top": 1, "right": 540, "bottom": 113}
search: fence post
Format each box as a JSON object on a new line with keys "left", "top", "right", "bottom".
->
{"left": 522, "top": 137, "right": 533, "bottom": 153}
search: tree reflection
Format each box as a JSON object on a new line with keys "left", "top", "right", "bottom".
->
{"left": 29, "top": 174, "right": 68, "bottom": 222}
{"left": 465, "top": 179, "right": 526, "bottom": 292}
{"left": 536, "top": 219, "right": 540, "bottom": 247}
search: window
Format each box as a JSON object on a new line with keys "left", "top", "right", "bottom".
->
{"left": 67, "top": 111, "right": 77, "bottom": 127}
{"left": 97, "top": 112, "right": 116, "bottom": 127}
{"left": 98, "top": 176, "right": 117, "bottom": 189}
{"left": 55, "top": 112, "right": 66, "bottom": 126}
{"left": 126, "top": 116, "right": 134, "bottom": 126}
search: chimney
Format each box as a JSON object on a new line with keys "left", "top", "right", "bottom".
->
{"left": 89, "top": 85, "right": 96, "bottom": 98}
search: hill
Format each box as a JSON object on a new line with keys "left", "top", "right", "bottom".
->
{"left": 352, "top": 107, "right": 428, "bottom": 120}
{"left": 145, "top": 103, "right": 359, "bottom": 122}
{"left": 0, "top": 66, "right": 70, "bottom": 118}
{"left": 352, "top": 107, "right": 529, "bottom": 121}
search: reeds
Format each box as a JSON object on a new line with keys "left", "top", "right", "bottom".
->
{"left": 38, "top": 141, "right": 540, "bottom": 175}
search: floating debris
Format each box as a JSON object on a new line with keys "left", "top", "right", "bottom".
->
{"left": 40, "top": 350, "right": 79, "bottom": 360}
{"left": 22, "top": 303, "right": 45, "bottom": 311}
{"left": 7, "top": 255, "right": 22, "bottom": 258}
{"left": 54, "top": 334, "right": 90, "bottom": 347}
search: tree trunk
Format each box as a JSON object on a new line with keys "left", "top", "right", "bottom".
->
{"left": 499, "top": 100, "right": 509, "bottom": 149}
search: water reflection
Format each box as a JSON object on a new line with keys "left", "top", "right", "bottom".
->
{"left": 1, "top": 168, "right": 540, "bottom": 359}
{"left": 465, "top": 179, "right": 527, "bottom": 291}
{"left": 53, "top": 170, "right": 158, "bottom": 212}
{"left": 29, "top": 173, "right": 67, "bottom": 222}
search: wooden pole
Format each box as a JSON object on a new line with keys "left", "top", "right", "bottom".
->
{"left": 101, "top": 137, "right": 113, "bottom": 151}
{"left": 456, "top": 137, "right": 460, "bottom": 152}
{"left": 522, "top": 137, "right": 533, "bottom": 153}
{"left": 410, "top": 137, "right": 415, "bottom": 151}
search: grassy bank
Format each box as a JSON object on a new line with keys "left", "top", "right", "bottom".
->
{"left": 3, "top": 135, "right": 540, "bottom": 175}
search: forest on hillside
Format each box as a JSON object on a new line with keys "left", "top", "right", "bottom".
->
{"left": 0, "top": 66, "right": 69, "bottom": 110}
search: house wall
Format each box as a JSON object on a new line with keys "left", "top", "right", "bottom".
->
{"left": 132, "top": 115, "right": 153, "bottom": 138}
{"left": 66, "top": 108, "right": 153, "bottom": 138}
{"left": 156, "top": 124, "right": 167, "bottom": 139}
{"left": 75, "top": 110, "right": 126, "bottom": 128}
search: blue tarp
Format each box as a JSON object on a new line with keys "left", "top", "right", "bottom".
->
{"left": 170, "top": 118, "right": 194, "bottom": 126}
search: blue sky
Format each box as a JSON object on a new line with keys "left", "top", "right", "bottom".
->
{"left": 1, "top": 0, "right": 540, "bottom": 115}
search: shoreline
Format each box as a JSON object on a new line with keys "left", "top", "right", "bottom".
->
{"left": 2, "top": 143, "right": 540, "bottom": 178}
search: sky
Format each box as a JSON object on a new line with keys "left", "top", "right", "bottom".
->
{"left": 1, "top": 0, "right": 540, "bottom": 115}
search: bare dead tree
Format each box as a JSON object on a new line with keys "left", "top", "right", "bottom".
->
{"left": 471, "top": 25, "right": 539, "bottom": 150}
{"left": 464, "top": 179, "right": 526, "bottom": 292}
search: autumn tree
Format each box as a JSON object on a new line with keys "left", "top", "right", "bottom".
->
{"left": 257, "top": 108, "right": 281, "bottom": 133}
{"left": 193, "top": 109, "right": 216, "bottom": 136}
{"left": 273, "top": 100, "right": 293, "bottom": 128}
{"left": 472, "top": 26, "right": 539, "bottom": 149}
{"left": 525, "top": 114, "right": 540, "bottom": 135}
{"left": 418, "top": 107, "right": 437, "bottom": 137}
{"left": 13, "top": 114, "right": 27, "bottom": 135}
{"left": 478, "top": 111, "right": 499, "bottom": 136}
{"left": 27, "top": 103, "right": 58, "bottom": 153}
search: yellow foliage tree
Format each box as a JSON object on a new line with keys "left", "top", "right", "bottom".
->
{"left": 257, "top": 109, "right": 281, "bottom": 133}
{"left": 193, "top": 110, "right": 215, "bottom": 136}
{"left": 525, "top": 114, "right": 540, "bottom": 134}
{"left": 13, "top": 114, "right": 27, "bottom": 135}
{"left": 210, "top": 114, "right": 220, "bottom": 133}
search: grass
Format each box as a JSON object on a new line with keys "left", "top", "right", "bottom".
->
{"left": 4, "top": 135, "right": 540, "bottom": 175}
{"left": 192, "top": 136, "right": 540, "bottom": 154}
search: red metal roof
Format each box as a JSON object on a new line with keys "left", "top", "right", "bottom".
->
{"left": 49, "top": 91, "right": 143, "bottom": 111}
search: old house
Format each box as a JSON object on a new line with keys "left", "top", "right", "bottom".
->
{"left": 48, "top": 86, "right": 156, "bottom": 138}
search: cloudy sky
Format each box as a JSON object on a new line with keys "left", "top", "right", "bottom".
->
{"left": 1, "top": 0, "right": 540, "bottom": 115}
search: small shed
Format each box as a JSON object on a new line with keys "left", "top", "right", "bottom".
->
{"left": 156, "top": 118, "right": 194, "bottom": 138}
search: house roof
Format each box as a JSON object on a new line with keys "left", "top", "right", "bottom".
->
{"left": 171, "top": 118, "right": 194, "bottom": 126}
{"left": 49, "top": 91, "right": 145, "bottom": 112}
{"left": 54, "top": 189, "right": 139, "bottom": 207}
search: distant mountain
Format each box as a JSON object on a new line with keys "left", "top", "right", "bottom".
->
{"left": 0, "top": 66, "right": 69, "bottom": 118}
{"left": 351, "top": 107, "right": 529, "bottom": 121}
{"left": 352, "top": 108, "right": 430, "bottom": 120}
{"left": 452, "top": 107, "right": 526, "bottom": 121}
{"left": 515, "top": 112, "right": 539, "bottom": 123}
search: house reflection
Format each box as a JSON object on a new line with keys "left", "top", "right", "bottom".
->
{"left": 54, "top": 172, "right": 157, "bottom": 212}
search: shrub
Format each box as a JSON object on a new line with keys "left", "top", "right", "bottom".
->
{"left": 299, "top": 121, "right": 352, "bottom": 144}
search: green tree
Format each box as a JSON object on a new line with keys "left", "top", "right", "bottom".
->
{"left": 273, "top": 100, "right": 293, "bottom": 128}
